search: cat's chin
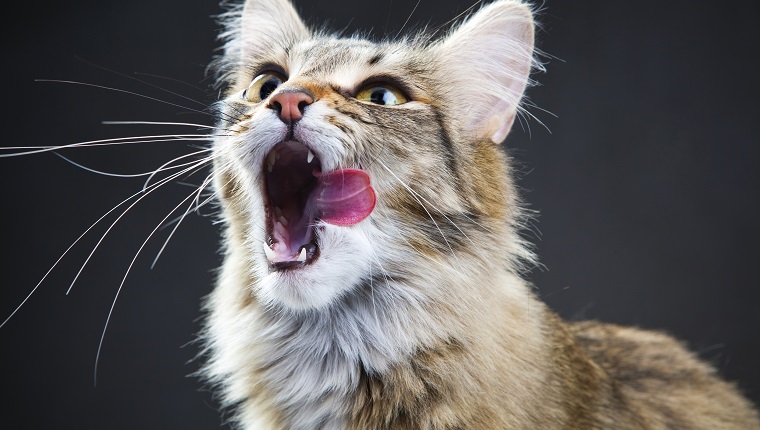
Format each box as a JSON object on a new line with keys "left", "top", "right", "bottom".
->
{"left": 253, "top": 224, "right": 374, "bottom": 311}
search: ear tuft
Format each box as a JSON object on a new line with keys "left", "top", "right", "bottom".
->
{"left": 436, "top": 1, "right": 537, "bottom": 143}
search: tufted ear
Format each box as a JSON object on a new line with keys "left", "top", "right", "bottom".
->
{"left": 239, "top": 0, "right": 309, "bottom": 56}
{"left": 217, "top": 0, "right": 309, "bottom": 85}
{"left": 436, "top": 1, "right": 536, "bottom": 143}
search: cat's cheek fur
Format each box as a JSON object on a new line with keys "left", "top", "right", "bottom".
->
{"left": 254, "top": 224, "right": 374, "bottom": 310}
{"left": 202, "top": 0, "right": 760, "bottom": 428}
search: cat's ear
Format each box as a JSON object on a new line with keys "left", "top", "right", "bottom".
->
{"left": 240, "top": 0, "right": 309, "bottom": 52}
{"left": 217, "top": 0, "right": 309, "bottom": 85}
{"left": 436, "top": 1, "right": 536, "bottom": 143}
{"left": 239, "top": 0, "right": 309, "bottom": 57}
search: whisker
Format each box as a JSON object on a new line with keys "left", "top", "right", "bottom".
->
{"left": 102, "top": 121, "right": 219, "bottom": 130}
{"left": 53, "top": 152, "right": 150, "bottom": 178}
{"left": 158, "top": 185, "right": 216, "bottom": 233}
{"left": 66, "top": 157, "right": 214, "bottom": 296}
{"left": 0, "top": 134, "right": 217, "bottom": 157}
{"left": 133, "top": 72, "right": 212, "bottom": 95}
{"left": 374, "top": 157, "right": 495, "bottom": 264}
{"left": 0, "top": 156, "right": 211, "bottom": 329}
{"left": 34, "top": 79, "right": 238, "bottom": 123}
{"left": 74, "top": 55, "right": 210, "bottom": 108}
{"left": 400, "top": 185, "right": 473, "bottom": 241}
{"left": 150, "top": 173, "right": 217, "bottom": 269}
{"left": 432, "top": 0, "right": 482, "bottom": 33}
{"left": 372, "top": 158, "right": 459, "bottom": 260}
{"left": 94, "top": 181, "right": 212, "bottom": 386}
{"left": 193, "top": 162, "right": 231, "bottom": 213}
{"left": 143, "top": 149, "right": 214, "bottom": 190}
{"left": 52, "top": 151, "right": 210, "bottom": 179}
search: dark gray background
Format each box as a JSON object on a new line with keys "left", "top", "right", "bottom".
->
{"left": 1, "top": 1, "right": 758, "bottom": 428}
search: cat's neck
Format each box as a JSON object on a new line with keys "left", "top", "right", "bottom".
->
{"left": 204, "top": 236, "right": 555, "bottom": 429}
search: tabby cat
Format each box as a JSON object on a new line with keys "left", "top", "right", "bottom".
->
{"left": 202, "top": 0, "right": 760, "bottom": 428}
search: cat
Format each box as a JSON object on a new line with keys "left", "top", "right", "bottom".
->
{"left": 199, "top": 0, "right": 760, "bottom": 429}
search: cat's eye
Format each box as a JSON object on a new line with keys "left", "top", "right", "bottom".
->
{"left": 242, "top": 72, "right": 285, "bottom": 103}
{"left": 356, "top": 85, "right": 408, "bottom": 106}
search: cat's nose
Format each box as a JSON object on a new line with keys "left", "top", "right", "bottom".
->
{"left": 268, "top": 90, "right": 314, "bottom": 123}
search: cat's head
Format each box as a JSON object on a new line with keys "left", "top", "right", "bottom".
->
{"left": 212, "top": 0, "right": 537, "bottom": 311}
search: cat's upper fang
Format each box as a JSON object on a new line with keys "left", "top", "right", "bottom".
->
{"left": 262, "top": 141, "right": 322, "bottom": 270}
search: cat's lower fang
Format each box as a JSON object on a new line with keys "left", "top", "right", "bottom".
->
{"left": 263, "top": 241, "right": 276, "bottom": 261}
{"left": 263, "top": 239, "right": 318, "bottom": 270}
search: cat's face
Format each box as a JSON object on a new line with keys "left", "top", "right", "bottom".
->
{"left": 212, "top": 0, "right": 536, "bottom": 311}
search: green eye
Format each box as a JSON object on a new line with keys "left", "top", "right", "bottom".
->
{"left": 356, "top": 85, "right": 408, "bottom": 106}
{"left": 243, "top": 72, "right": 285, "bottom": 102}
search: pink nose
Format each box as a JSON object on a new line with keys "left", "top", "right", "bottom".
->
{"left": 268, "top": 90, "right": 314, "bottom": 123}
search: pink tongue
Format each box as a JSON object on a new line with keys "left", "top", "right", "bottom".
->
{"left": 310, "top": 169, "right": 376, "bottom": 226}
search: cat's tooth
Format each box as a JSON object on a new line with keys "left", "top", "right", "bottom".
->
{"left": 278, "top": 215, "right": 289, "bottom": 226}
{"left": 307, "top": 150, "right": 315, "bottom": 164}
{"left": 267, "top": 151, "right": 277, "bottom": 172}
{"left": 297, "top": 247, "right": 307, "bottom": 262}
{"left": 263, "top": 242, "right": 275, "bottom": 261}
{"left": 275, "top": 206, "right": 283, "bottom": 218}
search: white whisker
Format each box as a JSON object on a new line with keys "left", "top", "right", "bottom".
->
{"left": 0, "top": 134, "right": 216, "bottom": 157}
{"left": 66, "top": 158, "right": 213, "bottom": 296}
{"left": 432, "top": 0, "right": 483, "bottom": 33}
{"left": 150, "top": 173, "right": 217, "bottom": 269}
{"left": 143, "top": 149, "right": 213, "bottom": 191}
{"left": 73, "top": 56, "right": 211, "bottom": 109}
{"left": 102, "top": 121, "right": 219, "bottom": 130}
{"left": 133, "top": 71, "right": 211, "bottom": 95}
{"left": 376, "top": 160, "right": 494, "bottom": 264}
{"left": 34, "top": 79, "right": 238, "bottom": 123}
{"left": 0, "top": 156, "right": 210, "bottom": 329}
{"left": 52, "top": 151, "right": 209, "bottom": 179}
{"left": 373, "top": 158, "right": 459, "bottom": 260}
{"left": 94, "top": 182, "right": 212, "bottom": 386}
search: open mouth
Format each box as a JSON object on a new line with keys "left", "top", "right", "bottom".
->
{"left": 261, "top": 141, "right": 377, "bottom": 272}
{"left": 263, "top": 141, "right": 321, "bottom": 271}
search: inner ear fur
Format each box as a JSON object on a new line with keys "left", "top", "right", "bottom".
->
{"left": 435, "top": 0, "right": 536, "bottom": 143}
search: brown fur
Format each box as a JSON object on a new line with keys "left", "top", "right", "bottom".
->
{"left": 341, "top": 308, "right": 760, "bottom": 429}
{"left": 203, "top": 1, "right": 760, "bottom": 429}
